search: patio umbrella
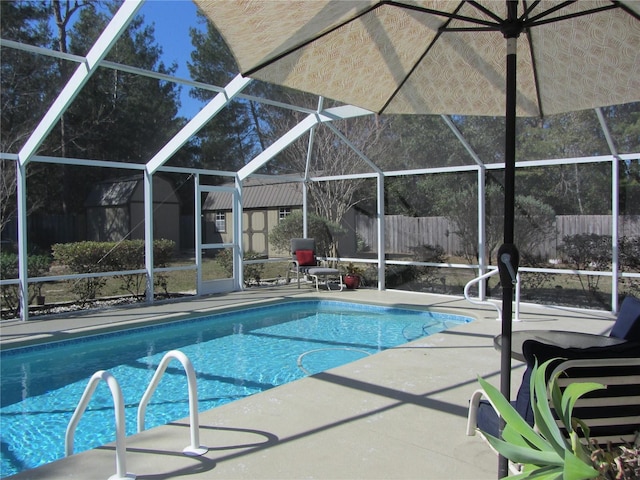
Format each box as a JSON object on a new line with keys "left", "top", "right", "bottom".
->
{"left": 194, "top": 0, "right": 640, "bottom": 473}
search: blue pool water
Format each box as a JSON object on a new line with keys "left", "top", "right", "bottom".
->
{"left": 0, "top": 300, "right": 471, "bottom": 477}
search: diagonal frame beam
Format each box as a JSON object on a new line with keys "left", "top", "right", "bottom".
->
{"left": 238, "top": 105, "right": 373, "bottom": 181}
{"left": 146, "top": 74, "right": 252, "bottom": 174}
{"left": 17, "top": 0, "right": 145, "bottom": 166}
{"left": 15, "top": 0, "right": 144, "bottom": 321}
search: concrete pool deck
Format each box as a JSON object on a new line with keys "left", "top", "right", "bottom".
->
{"left": 1, "top": 287, "right": 618, "bottom": 479}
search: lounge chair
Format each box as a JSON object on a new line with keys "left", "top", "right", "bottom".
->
{"left": 468, "top": 298, "right": 640, "bottom": 443}
{"left": 285, "top": 238, "right": 343, "bottom": 291}
{"left": 549, "top": 356, "right": 640, "bottom": 446}
{"left": 610, "top": 296, "right": 640, "bottom": 342}
{"left": 467, "top": 339, "right": 640, "bottom": 455}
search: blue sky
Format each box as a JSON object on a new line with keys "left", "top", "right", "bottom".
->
{"left": 138, "top": 0, "right": 207, "bottom": 118}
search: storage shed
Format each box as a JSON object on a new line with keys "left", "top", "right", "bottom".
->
{"left": 85, "top": 175, "right": 180, "bottom": 248}
{"left": 203, "top": 178, "right": 303, "bottom": 255}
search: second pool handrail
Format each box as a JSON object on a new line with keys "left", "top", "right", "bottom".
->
{"left": 464, "top": 269, "right": 521, "bottom": 322}
{"left": 137, "top": 350, "right": 208, "bottom": 456}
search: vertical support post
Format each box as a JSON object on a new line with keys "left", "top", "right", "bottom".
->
{"left": 16, "top": 162, "right": 29, "bottom": 321}
{"left": 610, "top": 153, "right": 620, "bottom": 312}
{"left": 440, "top": 115, "right": 488, "bottom": 299}
{"left": 377, "top": 172, "right": 385, "bottom": 290}
{"left": 302, "top": 181, "right": 309, "bottom": 238}
{"left": 234, "top": 176, "right": 243, "bottom": 290}
{"left": 144, "top": 170, "right": 154, "bottom": 303}
{"left": 302, "top": 96, "right": 323, "bottom": 240}
{"left": 478, "top": 166, "right": 487, "bottom": 300}
{"left": 595, "top": 108, "right": 620, "bottom": 313}
{"left": 194, "top": 174, "right": 203, "bottom": 296}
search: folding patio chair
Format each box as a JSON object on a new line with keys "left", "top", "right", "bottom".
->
{"left": 285, "top": 238, "right": 342, "bottom": 291}
{"left": 286, "top": 238, "right": 317, "bottom": 288}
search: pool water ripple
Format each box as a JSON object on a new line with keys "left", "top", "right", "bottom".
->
{"left": 0, "top": 300, "right": 471, "bottom": 477}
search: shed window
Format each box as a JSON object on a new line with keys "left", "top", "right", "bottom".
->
{"left": 279, "top": 208, "right": 291, "bottom": 222}
{"left": 215, "top": 212, "right": 226, "bottom": 232}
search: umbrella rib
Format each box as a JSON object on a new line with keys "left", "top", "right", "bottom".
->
{"left": 520, "top": 0, "right": 542, "bottom": 19}
{"left": 525, "top": 3, "right": 623, "bottom": 27}
{"left": 385, "top": 1, "right": 500, "bottom": 29}
{"left": 519, "top": 2, "right": 545, "bottom": 118}
{"left": 378, "top": 2, "right": 467, "bottom": 113}
{"left": 467, "top": 1, "right": 505, "bottom": 24}
{"left": 614, "top": 1, "right": 640, "bottom": 21}
{"left": 523, "top": 28, "right": 545, "bottom": 119}
{"left": 438, "top": 26, "right": 501, "bottom": 32}
{"left": 523, "top": 1, "right": 576, "bottom": 23}
{"left": 243, "top": 2, "right": 381, "bottom": 77}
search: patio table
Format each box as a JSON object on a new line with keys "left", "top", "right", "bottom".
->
{"left": 494, "top": 330, "right": 627, "bottom": 362}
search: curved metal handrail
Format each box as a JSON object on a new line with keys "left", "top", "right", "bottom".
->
{"left": 464, "top": 269, "right": 522, "bottom": 322}
{"left": 137, "top": 350, "right": 207, "bottom": 456}
{"left": 65, "top": 370, "right": 135, "bottom": 480}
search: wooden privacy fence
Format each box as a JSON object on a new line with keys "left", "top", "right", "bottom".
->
{"left": 356, "top": 214, "right": 640, "bottom": 259}
{"left": 8, "top": 213, "right": 640, "bottom": 259}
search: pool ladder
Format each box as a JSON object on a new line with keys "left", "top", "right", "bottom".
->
{"left": 65, "top": 350, "right": 207, "bottom": 480}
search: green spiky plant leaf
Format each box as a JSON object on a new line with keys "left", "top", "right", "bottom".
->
{"left": 477, "top": 358, "right": 605, "bottom": 480}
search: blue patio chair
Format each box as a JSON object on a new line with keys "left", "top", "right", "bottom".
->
{"left": 610, "top": 296, "right": 640, "bottom": 342}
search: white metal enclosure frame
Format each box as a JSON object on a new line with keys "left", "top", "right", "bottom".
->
{"left": 0, "top": 0, "right": 638, "bottom": 321}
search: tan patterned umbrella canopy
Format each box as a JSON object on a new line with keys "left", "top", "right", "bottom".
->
{"left": 194, "top": 3, "right": 639, "bottom": 474}
{"left": 195, "top": 0, "right": 640, "bottom": 116}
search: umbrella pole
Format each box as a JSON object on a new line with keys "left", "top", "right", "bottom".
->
{"left": 498, "top": 3, "right": 521, "bottom": 474}
{"left": 500, "top": 36, "right": 517, "bottom": 413}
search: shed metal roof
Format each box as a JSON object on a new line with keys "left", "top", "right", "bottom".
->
{"left": 85, "top": 178, "right": 139, "bottom": 207}
{"left": 203, "top": 179, "right": 303, "bottom": 211}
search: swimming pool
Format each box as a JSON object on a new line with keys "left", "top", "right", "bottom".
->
{"left": 0, "top": 300, "right": 472, "bottom": 477}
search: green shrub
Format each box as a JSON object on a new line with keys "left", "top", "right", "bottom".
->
{"left": 519, "top": 252, "right": 553, "bottom": 294}
{"left": 0, "top": 252, "right": 20, "bottom": 317}
{"left": 560, "top": 234, "right": 611, "bottom": 299}
{"left": 0, "top": 252, "right": 51, "bottom": 318}
{"left": 386, "top": 244, "right": 446, "bottom": 289}
{"left": 620, "top": 236, "right": 640, "bottom": 297}
{"left": 216, "top": 249, "right": 265, "bottom": 286}
{"left": 385, "top": 264, "right": 417, "bottom": 289}
{"left": 52, "top": 240, "right": 175, "bottom": 303}
{"left": 355, "top": 233, "right": 368, "bottom": 253}
{"left": 52, "top": 241, "right": 115, "bottom": 270}
{"left": 109, "top": 239, "right": 175, "bottom": 299}
{"left": 412, "top": 244, "right": 446, "bottom": 283}
{"left": 269, "top": 211, "right": 346, "bottom": 259}
{"left": 153, "top": 239, "right": 175, "bottom": 267}
{"left": 52, "top": 241, "right": 113, "bottom": 304}
{"left": 243, "top": 251, "right": 265, "bottom": 286}
{"left": 0, "top": 252, "right": 19, "bottom": 279}
{"left": 216, "top": 248, "right": 233, "bottom": 276}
